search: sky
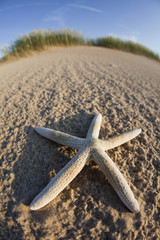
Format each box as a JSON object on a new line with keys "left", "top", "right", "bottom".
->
{"left": 0, "top": 0, "right": 160, "bottom": 57}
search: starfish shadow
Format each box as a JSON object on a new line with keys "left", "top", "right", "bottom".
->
{"left": 8, "top": 113, "right": 93, "bottom": 234}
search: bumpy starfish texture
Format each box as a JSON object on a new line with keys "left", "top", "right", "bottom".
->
{"left": 30, "top": 114, "right": 141, "bottom": 212}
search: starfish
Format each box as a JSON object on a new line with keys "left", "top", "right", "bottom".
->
{"left": 30, "top": 114, "right": 141, "bottom": 212}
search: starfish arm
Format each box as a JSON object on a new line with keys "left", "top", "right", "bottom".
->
{"left": 30, "top": 146, "right": 91, "bottom": 210}
{"left": 35, "top": 127, "right": 85, "bottom": 149}
{"left": 101, "top": 128, "right": 141, "bottom": 150}
{"left": 86, "top": 114, "right": 102, "bottom": 139}
{"left": 93, "top": 148, "right": 140, "bottom": 213}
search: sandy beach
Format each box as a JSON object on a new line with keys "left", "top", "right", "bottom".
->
{"left": 0, "top": 46, "right": 159, "bottom": 239}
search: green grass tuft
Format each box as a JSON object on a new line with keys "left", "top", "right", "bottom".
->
{"left": 95, "top": 36, "right": 160, "bottom": 61}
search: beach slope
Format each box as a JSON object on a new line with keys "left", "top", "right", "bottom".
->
{"left": 0, "top": 47, "right": 159, "bottom": 239}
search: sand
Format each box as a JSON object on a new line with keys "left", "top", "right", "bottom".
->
{"left": 0, "top": 46, "right": 160, "bottom": 239}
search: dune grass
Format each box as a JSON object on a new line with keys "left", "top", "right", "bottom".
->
{"left": 1, "top": 29, "right": 85, "bottom": 61}
{"left": 1, "top": 29, "right": 160, "bottom": 62}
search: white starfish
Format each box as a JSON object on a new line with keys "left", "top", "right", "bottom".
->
{"left": 30, "top": 114, "right": 141, "bottom": 212}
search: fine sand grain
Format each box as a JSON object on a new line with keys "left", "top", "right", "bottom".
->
{"left": 0, "top": 46, "right": 160, "bottom": 239}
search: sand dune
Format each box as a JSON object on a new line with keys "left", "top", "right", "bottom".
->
{"left": 0, "top": 47, "right": 159, "bottom": 239}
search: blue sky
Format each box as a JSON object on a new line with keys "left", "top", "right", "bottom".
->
{"left": 0, "top": 0, "right": 160, "bottom": 57}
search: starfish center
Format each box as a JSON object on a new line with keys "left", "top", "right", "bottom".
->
{"left": 86, "top": 138, "right": 100, "bottom": 149}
